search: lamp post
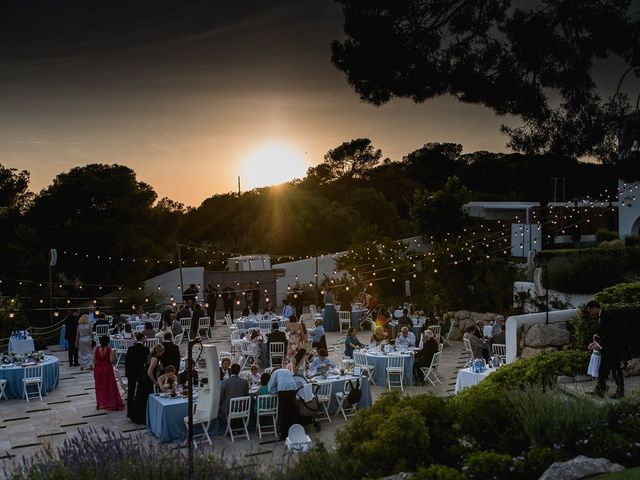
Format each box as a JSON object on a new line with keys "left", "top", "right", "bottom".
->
{"left": 187, "top": 335, "right": 202, "bottom": 480}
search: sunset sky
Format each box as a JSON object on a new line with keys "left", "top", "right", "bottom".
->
{"left": 0, "top": 0, "right": 628, "bottom": 206}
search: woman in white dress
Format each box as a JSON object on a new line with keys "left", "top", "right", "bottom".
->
{"left": 76, "top": 314, "right": 94, "bottom": 370}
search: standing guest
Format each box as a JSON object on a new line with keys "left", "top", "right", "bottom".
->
{"left": 344, "top": 327, "right": 365, "bottom": 358}
{"left": 397, "top": 309, "right": 413, "bottom": 329}
{"left": 491, "top": 317, "right": 505, "bottom": 337}
{"left": 93, "top": 335, "right": 124, "bottom": 411}
{"left": 160, "top": 332, "right": 180, "bottom": 372}
{"left": 248, "top": 282, "right": 260, "bottom": 314}
{"left": 125, "top": 333, "right": 149, "bottom": 419}
{"left": 170, "top": 313, "right": 183, "bottom": 338}
{"left": 285, "top": 316, "right": 308, "bottom": 361}
{"left": 205, "top": 283, "right": 218, "bottom": 321}
{"left": 183, "top": 283, "right": 199, "bottom": 304}
{"left": 64, "top": 308, "right": 80, "bottom": 367}
{"left": 218, "top": 363, "right": 249, "bottom": 426}
{"left": 142, "top": 322, "right": 156, "bottom": 339}
{"left": 244, "top": 330, "right": 264, "bottom": 367}
{"left": 244, "top": 285, "right": 254, "bottom": 312}
{"left": 413, "top": 330, "right": 439, "bottom": 384}
{"left": 293, "top": 283, "right": 304, "bottom": 319}
{"left": 220, "top": 357, "right": 231, "bottom": 381}
{"left": 286, "top": 348, "right": 308, "bottom": 375}
{"left": 222, "top": 285, "right": 236, "bottom": 320}
{"left": 190, "top": 303, "right": 204, "bottom": 340}
{"left": 587, "top": 301, "right": 625, "bottom": 398}
{"left": 131, "top": 343, "right": 165, "bottom": 424}
{"left": 281, "top": 299, "right": 293, "bottom": 319}
{"left": 76, "top": 314, "right": 94, "bottom": 370}
{"left": 267, "top": 368, "right": 299, "bottom": 440}
{"left": 396, "top": 326, "right": 416, "bottom": 348}
{"left": 94, "top": 313, "right": 110, "bottom": 328}
{"left": 308, "top": 318, "right": 326, "bottom": 347}
{"left": 322, "top": 288, "right": 338, "bottom": 331}
{"left": 177, "top": 304, "right": 191, "bottom": 319}
{"left": 111, "top": 311, "right": 126, "bottom": 328}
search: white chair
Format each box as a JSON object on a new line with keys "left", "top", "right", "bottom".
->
{"left": 198, "top": 317, "right": 211, "bottom": 339}
{"left": 427, "top": 325, "right": 441, "bottom": 341}
{"left": 420, "top": 352, "right": 442, "bottom": 387}
{"left": 334, "top": 381, "right": 357, "bottom": 421}
{"left": 218, "top": 351, "right": 233, "bottom": 364}
{"left": 353, "top": 351, "right": 376, "bottom": 385}
{"left": 114, "top": 367, "right": 128, "bottom": 399}
{"left": 225, "top": 314, "right": 235, "bottom": 329}
{"left": 441, "top": 320, "right": 454, "bottom": 348}
{"left": 492, "top": 343, "right": 506, "bottom": 362}
{"left": 285, "top": 424, "right": 312, "bottom": 453}
{"left": 144, "top": 337, "right": 160, "bottom": 349}
{"left": 309, "top": 305, "right": 323, "bottom": 322}
{"left": 22, "top": 365, "right": 43, "bottom": 402}
{"left": 225, "top": 396, "right": 252, "bottom": 442}
{"left": 300, "top": 339, "right": 313, "bottom": 353}
{"left": 386, "top": 356, "right": 405, "bottom": 390}
{"left": 180, "top": 317, "right": 191, "bottom": 339}
{"left": 255, "top": 394, "right": 278, "bottom": 439}
{"left": 95, "top": 324, "right": 109, "bottom": 337}
{"left": 269, "top": 342, "right": 285, "bottom": 368}
{"left": 338, "top": 311, "right": 352, "bottom": 334}
{"left": 230, "top": 329, "right": 243, "bottom": 355}
{"left": 463, "top": 337, "right": 474, "bottom": 367}
{"left": 149, "top": 319, "right": 161, "bottom": 331}
{"left": 0, "top": 379, "right": 7, "bottom": 400}
{"left": 183, "top": 396, "right": 215, "bottom": 448}
{"left": 259, "top": 321, "right": 272, "bottom": 336}
{"left": 316, "top": 382, "right": 332, "bottom": 423}
{"left": 174, "top": 333, "right": 184, "bottom": 345}
{"left": 239, "top": 341, "right": 256, "bottom": 370}
{"left": 149, "top": 312, "right": 161, "bottom": 321}
{"left": 111, "top": 338, "right": 128, "bottom": 368}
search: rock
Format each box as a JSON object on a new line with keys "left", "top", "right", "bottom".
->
{"left": 381, "top": 474, "right": 412, "bottom": 480}
{"left": 539, "top": 455, "right": 624, "bottom": 480}
{"left": 524, "top": 324, "right": 570, "bottom": 348}
{"left": 624, "top": 357, "right": 640, "bottom": 376}
{"left": 557, "top": 375, "right": 574, "bottom": 384}
{"left": 521, "top": 346, "right": 557, "bottom": 360}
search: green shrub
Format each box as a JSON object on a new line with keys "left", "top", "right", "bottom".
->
{"left": 413, "top": 464, "right": 465, "bottom": 480}
{"left": 520, "top": 447, "right": 570, "bottom": 480}
{"left": 595, "top": 282, "right": 640, "bottom": 303}
{"left": 596, "top": 228, "right": 619, "bottom": 242}
{"left": 287, "top": 442, "right": 346, "bottom": 480}
{"left": 626, "top": 235, "right": 640, "bottom": 247}
{"left": 510, "top": 388, "right": 614, "bottom": 450}
{"left": 571, "top": 305, "right": 600, "bottom": 349}
{"left": 463, "top": 451, "right": 517, "bottom": 480}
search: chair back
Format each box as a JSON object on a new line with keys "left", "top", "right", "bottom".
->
{"left": 111, "top": 338, "right": 124, "bottom": 351}
{"left": 352, "top": 350, "right": 366, "bottom": 367}
{"left": 492, "top": 343, "right": 506, "bottom": 358}
{"left": 218, "top": 351, "right": 233, "bottom": 364}
{"left": 463, "top": 337, "right": 473, "bottom": 355}
{"left": 338, "top": 311, "right": 351, "bottom": 322}
{"left": 316, "top": 382, "right": 332, "bottom": 399}
{"left": 199, "top": 317, "right": 210, "bottom": 328}
{"left": 287, "top": 423, "right": 308, "bottom": 442}
{"left": 309, "top": 305, "right": 318, "bottom": 316}
{"left": 150, "top": 319, "right": 161, "bottom": 330}
{"left": 387, "top": 356, "right": 405, "bottom": 369}
{"left": 229, "top": 396, "right": 251, "bottom": 418}
{"left": 95, "top": 324, "right": 109, "bottom": 336}
{"left": 174, "top": 333, "right": 184, "bottom": 345}
{"left": 149, "top": 313, "right": 161, "bottom": 321}
{"left": 23, "top": 364, "right": 42, "bottom": 380}
{"left": 256, "top": 394, "right": 278, "bottom": 413}
{"left": 430, "top": 351, "right": 441, "bottom": 370}
{"left": 269, "top": 341, "right": 285, "bottom": 357}
{"left": 180, "top": 317, "right": 191, "bottom": 329}
{"left": 230, "top": 330, "right": 241, "bottom": 341}
{"left": 300, "top": 340, "right": 313, "bottom": 352}
{"left": 259, "top": 321, "right": 272, "bottom": 335}
{"left": 144, "top": 337, "right": 160, "bottom": 348}
{"left": 427, "top": 325, "right": 441, "bottom": 338}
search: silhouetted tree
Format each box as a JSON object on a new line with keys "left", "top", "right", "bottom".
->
{"left": 331, "top": 0, "right": 640, "bottom": 164}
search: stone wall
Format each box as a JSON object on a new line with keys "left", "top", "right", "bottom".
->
{"left": 444, "top": 311, "right": 504, "bottom": 341}
{"left": 519, "top": 322, "right": 571, "bottom": 359}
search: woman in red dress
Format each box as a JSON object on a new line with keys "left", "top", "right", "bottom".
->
{"left": 93, "top": 335, "right": 124, "bottom": 410}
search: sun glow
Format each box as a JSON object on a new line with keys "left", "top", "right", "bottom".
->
{"left": 240, "top": 141, "right": 307, "bottom": 190}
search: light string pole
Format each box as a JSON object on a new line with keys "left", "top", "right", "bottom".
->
{"left": 187, "top": 334, "right": 202, "bottom": 480}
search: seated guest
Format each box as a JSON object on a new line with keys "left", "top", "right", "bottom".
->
{"left": 256, "top": 372, "right": 270, "bottom": 398}
{"left": 219, "top": 357, "right": 231, "bottom": 380}
{"left": 239, "top": 364, "right": 261, "bottom": 386}
{"left": 218, "top": 364, "right": 249, "bottom": 425}
{"left": 157, "top": 366, "right": 178, "bottom": 393}
{"left": 396, "top": 326, "right": 416, "bottom": 348}
{"left": 170, "top": 313, "right": 183, "bottom": 338}
{"left": 111, "top": 311, "right": 126, "bottom": 329}
{"left": 156, "top": 316, "right": 174, "bottom": 338}
{"left": 143, "top": 322, "right": 156, "bottom": 339}
{"left": 413, "top": 330, "right": 439, "bottom": 384}
{"left": 286, "top": 348, "right": 308, "bottom": 375}
{"left": 396, "top": 309, "right": 413, "bottom": 329}
{"left": 112, "top": 321, "right": 125, "bottom": 335}
{"left": 122, "top": 323, "right": 134, "bottom": 339}
{"left": 241, "top": 306, "right": 251, "bottom": 317}
{"left": 178, "top": 359, "right": 198, "bottom": 386}
{"left": 474, "top": 320, "right": 485, "bottom": 339}
{"left": 310, "top": 349, "right": 336, "bottom": 374}
{"left": 94, "top": 313, "right": 110, "bottom": 328}
{"left": 344, "top": 327, "right": 365, "bottom": 358}
{"left": 286, "top": 316, "right": 307, "bottom": 340}
{"left": 492, "top": 317, "right": 505, "bottom": 337}
{"left": 376, "top": 308, "right": 393, "bottom": 339}
{"left": 307, "top": 319, "right": 325, "bottom": 347}
{"left": 492, "top": 329, "right": 506, "bottom": 345}
{"left": 266, "top": 322, "right": 286, "bottom": 348}
{"left": 161, "top": 332, "right": 180, "bottom": 372}
{"left": 370, "top": 326, "right": 388, "bottom": 346}
{"left": 463, "top": 325, "right": 487, "bottom": 360}
{"left": 281, "top": 299, "right": 293, "bottom": 319}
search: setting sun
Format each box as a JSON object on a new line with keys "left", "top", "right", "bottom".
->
{"left": 240, "top": 142, "right": 308, "bottom": 190}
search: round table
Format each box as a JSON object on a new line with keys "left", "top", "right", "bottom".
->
{"left": 0, "top": 356, "right": 60, "bottom": 399}
{"left": 362, "top": 350, "right": 414, "bottom": 386}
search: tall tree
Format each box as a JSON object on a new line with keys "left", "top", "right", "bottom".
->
{"left": 321, "top": 138, "right": 383, "bottom": 205}
{"left": 0, "top": 163, "right": 31, "bottom": 216}
{"left": 331, "top": 0, "right": 640, "bottom": 164}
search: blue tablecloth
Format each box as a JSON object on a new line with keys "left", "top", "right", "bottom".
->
{"left": 146, "top": 375, "right": 373, "bottom": 443}
{"left": 236, "top": 319, "right": 287, "bottom": 332}
{"left": 0, "top": 356, "right": 60, "bottom": 399}
{"left": 322, "top": 304, "right": 338, "bottom": 332}
{"left": 363, "top": 353, "right": 414, "bottom": 386}
{"left": 59, "top": 325, "right": 68, "bottom": 349}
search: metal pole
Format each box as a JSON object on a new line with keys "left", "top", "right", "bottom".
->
{"left": 545, "top": 263, "right": 549, "bottom": 325}
{"left": 178, "top": 245, "right": 184, "bottom": 304}
{"left": 315, "top": 252, "right": 319, "bottom": 307}
{"left": 48, "top": 252, "right": 54, "bottom": 324}
{"left": 187, "top": 336, "right": 201, "bottom": 480}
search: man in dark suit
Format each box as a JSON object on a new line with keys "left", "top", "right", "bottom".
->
{"left": 64, "top": 308, "right": 80, "bottom": 366}
{"left": 222, "top": 285, "right": 236, "bottom": 320}
{"left": 125, "top": 333, "right": 150, "bottom": 419}
{"left": 266, "top": 322, "right": 287, "bottom": 348}
{"left": 218, "top": 363, "right": 249, "bottom": 425}
{"left": 587, "top": 301, "right": 625, "bottom": 398}
{"left": 160, "top": 332, "right": 181, "bottom": 372}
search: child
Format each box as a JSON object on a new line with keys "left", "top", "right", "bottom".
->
{"left": 587, "top": 334, "right": 602, "bottom": 378}
{"left": 157, "top": 366, "right": 178, "bottom": 393}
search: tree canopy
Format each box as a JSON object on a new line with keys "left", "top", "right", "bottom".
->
{"left": 331, "top": 0, "right": 640, "bottom": 163}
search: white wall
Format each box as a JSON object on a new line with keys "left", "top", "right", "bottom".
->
{"left": 619, "top": 179, "right": 640, "bottom": 239}
{"left": 514, "top": 281, "right": 593, "bottom": 312}
{"left": 273, "top": 254, "right": 345, "bottom": 304}
{"left": 144, "top": 267, "right": 205, "bottom": 305}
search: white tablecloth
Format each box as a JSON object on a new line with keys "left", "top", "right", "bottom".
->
{"left": 8, "top": 337, "right": 35, "bottom": 354}
{"left": 455, "top": 367, "right": 496, "bottom": 393}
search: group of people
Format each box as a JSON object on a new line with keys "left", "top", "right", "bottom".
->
{"left": 462, "top": 318, "right": 505, "bottom": 363}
